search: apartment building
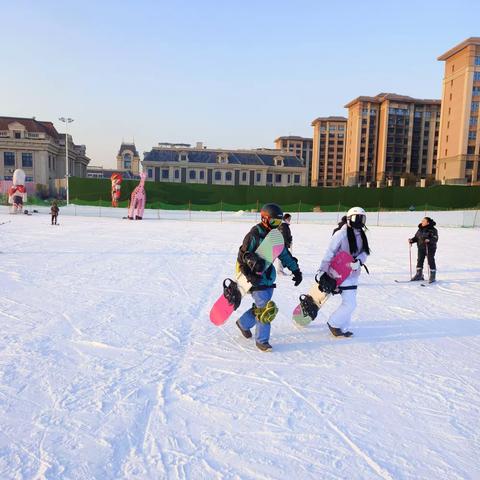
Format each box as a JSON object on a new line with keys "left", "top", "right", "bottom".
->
{"left": 310, "top": 116, "right": 347, "bottom": 186}
{"left": 116, "top": 142, "right": 141, "bottom": 175}
{"left": 0, "top": 116, "right": 90, "bottom": 188}
{"left": 437, "top": 37, "right": 480, "bottom": 184}
{"left": 344, "top": 94, "right": 440, "bottom": 186}
{"left": 274, "top": 136, "right": 313, "bottom": 184}
{"left": 142, "top": 143, "right": 306, "bottom": 187}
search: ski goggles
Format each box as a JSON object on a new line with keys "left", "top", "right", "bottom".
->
{"left": 269, "top": 218, "right": 282, "bottom": 227}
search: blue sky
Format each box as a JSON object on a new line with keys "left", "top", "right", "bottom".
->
{"left": 2, "top": 0, "right": 479, "bottom": 167}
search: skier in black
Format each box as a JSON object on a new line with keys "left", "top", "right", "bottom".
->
{"left": 235, "top": 203, "right": 302, "bottom": 351}
{"left": 409, "top": 217, "right": 438, "bottom": 283}
{"left": 51, "top": 201, "right": 59, "bottom": 225}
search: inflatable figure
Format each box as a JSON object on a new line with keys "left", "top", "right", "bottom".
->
{"left": 8, "top": 169, "right": 27, "bottom": 213}
{"left": 127, "top": 172, "right": 146, "bottom": 220}
{"left": 111, "top": 173, "right": 123, "bottom": 207}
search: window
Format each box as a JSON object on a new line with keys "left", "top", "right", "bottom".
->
{"left": 475, "top": 56, "right": 480, "bottom": 66}
{"left": 472, "top": 102, "right": 479, "bottom": 112}
{"left": 467, "top": 146, "right": 476, "bottom": 154}
{"left": 470, "top": 117, "right": 478, "bottom": 126}
{"left": 179, "top": 153, "right": 188, "bottom": 162}
{"left": 214, "top": 171, "right": 222, "bottom": 181}
{"left": 21, "top": 153, "right": 33, "bottom": 168}
{"left": 4, "top": 152, "right": 15, "bottom": 167}
{"left": 275, "top": 174, "right": 282, "bottom": 183}
{"left": 242, "top": 172, "right": 247, "bottom": 181}
{"left": 25, "top": 176, "right": 33, "bottom": 182}
{"left": 148, "top": 168, "right": 153, "bottom": 178}
{"left": 199, "top": 170, "right": 205, "bottom": 180}
{"left": 266, "top": 173, "right": 273, "bottom": 183}
{"left": 14, "top": 131, "right": 21, "bottom": 139}
{"left": 225, "top": 172, "right": 232, "bottom": 181}
{"left": 189, "top": 170, "right": 196, "bottom": 179}
{"left": 474, "top": 72, "right": 480, "bottom": 81}
{"left": 294, "top": 175, "right": 300, "bottom": 184}
{"left": 468, "top": 131, "right": 477, "bottom": 140}
{"left": 473, "top": 86, "right": 480, "bottom": 97}
{"left": 256, "top": 172, "right": 261, "bottom": 182}
{"left": 174, "top": 169, "right": 179, "bottom": 179}
{"left": 123, "top": 153, "right": 132, "bottom": 170}
{"left": 162, "top": 169, "right": 169, "bottom": 179}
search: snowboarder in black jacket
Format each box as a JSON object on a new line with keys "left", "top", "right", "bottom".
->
{"left": 409, "top": 217, "right": 439, "bottom": 283}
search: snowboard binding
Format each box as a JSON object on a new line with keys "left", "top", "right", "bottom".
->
{"left": 299, "top": 294, "right": 319, "bottom": 320}
{"left": 223, "top": 278, "right": 242, "bottom": 310}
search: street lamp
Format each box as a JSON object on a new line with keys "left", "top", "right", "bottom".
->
{"left": 59, "top": 117, "right": 74, "bottom": 204}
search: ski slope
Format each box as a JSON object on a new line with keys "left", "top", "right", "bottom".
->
{"left": 0, "top": 211, "right": 479, "bottom": 479}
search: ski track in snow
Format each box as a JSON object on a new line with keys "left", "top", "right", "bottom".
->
{"left": 0, "top": 212, "right": 479, "bottom": 479}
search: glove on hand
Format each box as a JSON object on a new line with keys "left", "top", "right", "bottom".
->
{"left": 292, "top": 269, "right": 303, "bottom": 286}
{"left": 317, "top": 272, "right": 337, "bottom": 294}
{"left": 350, "top": 259, "right": 362, "bottom": 271}
{"left": 243, "top": 252, "right": 265, "bottom": 274}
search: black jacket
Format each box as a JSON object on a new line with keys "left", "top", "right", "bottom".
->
{"left": 278, "top": 222, "right": 293, "bottom": 248}
{"left": 410, "top": 219, "right": 439, "bottom": 248}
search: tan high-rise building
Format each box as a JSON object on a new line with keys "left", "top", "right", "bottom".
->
{"left": 437, "top": 37, "right": 480, "bottom": 184}
{"left": 274, "top": 136, "right": 312, "bottom": 185}
{"left": 344, "top": 93, "right": 440, "bottom": 186}
{"left": 310, "top": 116, "right": 347, "bottom": 186}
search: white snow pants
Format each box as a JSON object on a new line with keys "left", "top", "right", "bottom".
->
{"left": 328, "top": 288, "right": 357, "bottom": 331}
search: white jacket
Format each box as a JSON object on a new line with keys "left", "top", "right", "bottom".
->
{"left": 319, "top": 225, "right": 369, "bottom": 287}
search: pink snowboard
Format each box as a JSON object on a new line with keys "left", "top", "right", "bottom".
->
{"left": 210, "top": 295, "right": 236, "bottom": 326}
{"left": 292, "top": 251, "right": 354, "bottom": 326}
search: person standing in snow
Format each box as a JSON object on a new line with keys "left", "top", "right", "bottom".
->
{"left": 275, "top": 213, "right": 293, "bottom": 275}
{"left": 235, "top": 203, "right": 302, "bottom": 351}
{"left": 409, "top": 217, "right": 438, "bottom": 283}
{"left": 51, "top": 201, "right": 59, "bottom": 225}
{"left": 317, "top": 207, "right": 370, "bottom": 337}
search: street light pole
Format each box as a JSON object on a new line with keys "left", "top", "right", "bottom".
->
{"left": 59, "top": 117, "right": 74, "bottom": 204}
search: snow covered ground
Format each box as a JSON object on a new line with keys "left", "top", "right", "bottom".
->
{"left": 0, "top": 210, "right": 479, "bottom": 479}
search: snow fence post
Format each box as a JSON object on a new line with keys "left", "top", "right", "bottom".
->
{"left": 220, "top": 200, "right": 223, "bottom": 223}
{"left": 297, "top": 200, "right": 301, "bottom": 224}
{"left": 377, "top": 202, "right": 381, "bottom": 226}
{"left": 255, "top": 200, "right": 259, "bottom": 223}
{"left": 99, "top": 198, "right": 102, "bottom": 217}
{"left": 189, "top": 200, "right": 191, "bottom": 221}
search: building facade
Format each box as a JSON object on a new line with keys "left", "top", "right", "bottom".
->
{"left": 437, "top": 37, "right": 480, "bottom": 184}
{"left": 344, "top": 94, "right": 440, "bottom": 186}
{"left": 274, "top": 136, "right": 312, "bottom": 184}
{"left": 0, "top": 116, "right": 90, "bottom": 188}
{"left": 142, "top": 143, "right": 306, "bottom": 187}
{"left": 116, "top": 142, "right": 141, "bottom": 175}
{"left": 310, "top": 116, "right": 347, "bottom": 187}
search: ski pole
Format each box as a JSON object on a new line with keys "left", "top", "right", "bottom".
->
{"left": 425, "top": 242, "right": 430, "bottom": 278}
{"left": 409, "top": 242, "right": 412, "bottom": 279}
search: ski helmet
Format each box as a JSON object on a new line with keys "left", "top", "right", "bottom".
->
{"left": 260, "top": 203, "right": 283, "bottom": 229}
{"left": 346, "top": 206, "right": 366, "bottom": 229}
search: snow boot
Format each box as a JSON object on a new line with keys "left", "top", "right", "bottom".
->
{"left": 256, "top": 341, "right": 272, "bottom": 352}
{"left": 411, "top": 268, "right": 424, "bottom": 281}
{"left": 327, "top": 322, "right": 353, "bottom": 338}
{"left": 428, "top": 270, "right": 436, "bottom": 284}
{"left": 236, "top": 320, "right": 252, "bottom": 339}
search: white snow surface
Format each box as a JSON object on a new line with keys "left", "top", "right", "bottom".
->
{"left": 0, "top": 211, "right": 479, "bottom": 480}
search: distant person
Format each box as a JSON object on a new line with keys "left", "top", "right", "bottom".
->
{"left": 409, "top": 217, "right": 438, "bottom": 283}
{"left": 276, "top": 213, "right": 293, "bottom": 275}
{"left": 51, "top": 201, "right": 59, "bottom": 225}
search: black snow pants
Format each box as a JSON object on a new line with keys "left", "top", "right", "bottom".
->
{"left": 416, "top": 244, "right": 436, "bottom": 270}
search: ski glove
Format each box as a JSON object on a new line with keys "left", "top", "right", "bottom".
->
{"left": 292, "top": 269, "right": 303, "bottom": 286}
{"left": 243, "top": 252, "right": 265, "bottom": 274}
{"left": 350, "top": 259, "right": 362, "bottom": 271}
{"left": 317, "top": 272, "right": 337, "bottom": 294}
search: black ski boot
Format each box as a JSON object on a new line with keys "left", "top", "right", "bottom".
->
{"left": 327, "top": 322, "right": 353, "bottom": 338}
{"left": 236, "top": 320, "right": 252, "bottom": 339}
{"left": 256, "top": 341, "right": 273, "bottom": 351}
{"left": 411, "top": 268, "right": 424, "bottom": 281}
{"left": 428, "top": 270, "right": 436, "bottom": 284}
{"left": 223, "top": 279, "right": 242, "bottom": 310}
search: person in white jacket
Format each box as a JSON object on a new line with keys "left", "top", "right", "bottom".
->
{"left": 317, "top": 207, "right": 370, "bottom": 337}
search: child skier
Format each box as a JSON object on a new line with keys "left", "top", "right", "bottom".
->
{"left": 275, "top": 213, "right": 293, "bottom": 275}
{"left": 317, "top": 206, "right": 370, "bottom": 337}
{"left": 236, "top": 203, "right": 302, "bottom": 351}
{"left": 51, "top": 201, "right": 59, "bottom": 225}
{"left": 409, "top": 217, "right": 438, "bottom": 283}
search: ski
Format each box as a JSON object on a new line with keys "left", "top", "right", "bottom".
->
{"left": 394, "top": 280, "right": 413, "bottom": 284}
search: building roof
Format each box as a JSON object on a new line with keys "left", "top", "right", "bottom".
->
{"left": 437, "top": 37, "right": 480, "bottom": 61}
{"left": 274, "top": 136, "right": 313, "bottom": 143}
{"left": 344, "top": 93, "right": 441, "bottom": 108}
{"left": 311, "top": 116, "right": 347, "bottom": 126}
{"left": 0, "top": 116, "right": 60, "bottom": 138}
{"left": 87, "top": 166, "right": 139, "bottom": 179}
{"left": 143, "top": 147, "right": 304, "bottom": 168}
{"left": 118, "top": 142, "right": 139, "bottom": 156}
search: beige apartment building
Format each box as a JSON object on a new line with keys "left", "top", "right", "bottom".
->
{"left": 0, "top": 116, "right": 90, "bottom": 191}
{"left": 310, "top": 116, "right": 347, "bottom": 186}
{"left": 344, "top": 94, "right": 440, "bottom": 186}
{"left": 274, "top": 136, "right": 312, "bottom": 185}
{"left": 142, "top": 143, "right": 306, "bottom": 187}
{"left": 437, "top": 37, "right": 480, "bottom": 184}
